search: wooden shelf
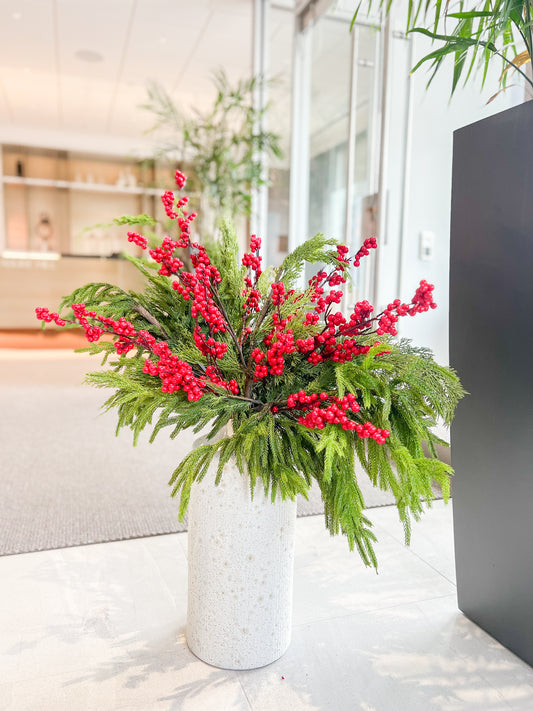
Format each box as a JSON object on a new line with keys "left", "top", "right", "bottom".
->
{"left": 2, "top": 174, "right": 162, "bottom": 197}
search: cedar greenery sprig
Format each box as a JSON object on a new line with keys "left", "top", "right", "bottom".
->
{"left": 36, "top": 170, "right": 465, "bottom": 569}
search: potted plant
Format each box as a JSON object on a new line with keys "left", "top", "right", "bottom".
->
{"left": 141, "top": 70, "right": 283, "bottom": 238}
{"left": 36, "top": 171, "right": 463, "bottom": 670}
{"left": 353, "top": 0, "right": 533, "bottom": 100}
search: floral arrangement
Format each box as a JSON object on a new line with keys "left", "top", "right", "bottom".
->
{"left": 36, "top": 170, "right": 464, "bottom": 568}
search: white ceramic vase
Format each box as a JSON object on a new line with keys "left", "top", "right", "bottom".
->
{"left": 186, "top": 433, "right": 298, "bottom": 670}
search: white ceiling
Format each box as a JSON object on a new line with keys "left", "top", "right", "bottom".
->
{"left": 0, "top": 0, "right": 294, "bottom": 157}
{"left": 0, "top": 0, "right": 373, "bottom": 164}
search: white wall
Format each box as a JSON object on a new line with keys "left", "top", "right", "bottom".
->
{"left": 379, "top": 10, "right": 521, "bottom": 366}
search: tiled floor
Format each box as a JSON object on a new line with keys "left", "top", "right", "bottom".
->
{"left": 1, "top": 501, "right": 532, "bottom": 710}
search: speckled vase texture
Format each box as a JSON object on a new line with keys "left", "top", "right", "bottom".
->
{"left": 186, "top": 442, "right": 298, "bottom": 670}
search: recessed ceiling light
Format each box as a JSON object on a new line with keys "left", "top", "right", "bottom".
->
{"left": 159, "top": 37, "right": 167, "bottom": 44}
{"left": 75, "top": 49, "right": 104, "bottom": 63}
{"left": 12, "top": 11, "right": 22, "bottom": 20}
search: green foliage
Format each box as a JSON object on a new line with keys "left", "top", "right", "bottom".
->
{"left": 352, "top": 0, "right": 533, "bottom": 98}
{"left": 217, "top": 219, "right": 246, "bottom": 314}
{"left": 110, "top": 214, "right": 158, "bottom": 227}
{"left": 275, "top": 233, "right": 341, "bottom": 288}
{"left": 81, "top": 213, "right": 158, "bottom": 235}
{"left": 141, "top": 69, "right": 283, "bottom": 228}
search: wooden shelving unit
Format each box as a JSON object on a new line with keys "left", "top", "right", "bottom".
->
{"left": 2, "top": 174, "right": 162, "bottom": 197}
{"left": 0, "top": 144, "right": 172, "bottom": 257}
{"left": 0, "top": 144, "right": 173, "bottom": 330}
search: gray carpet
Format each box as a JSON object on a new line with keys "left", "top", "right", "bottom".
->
{"left": 0, "top": 353, "right": 412, "bottom": 556}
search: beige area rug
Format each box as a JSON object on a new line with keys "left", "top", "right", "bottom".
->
{"left": 0, "top": 351, "right": 418, "bottom": 556}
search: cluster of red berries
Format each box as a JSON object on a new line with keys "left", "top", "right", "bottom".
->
{"left": 330, "top": 339, "right": 371, "bottom": 363}
{"left": 294, "top": 319, "right": 369, "bottom": 365}
{"left": 95, "top": 311, "right": 137, "bottom": 354}
{"left": 254, "top": 363, "right": 269, "bottom": 379}
{"left": 69, "top": 303, "right": 105, "bottom": 344}
{"left": 190, "top": 293, "right": 226, "bottom": 335}
{"left": 285, "top": 391, "right": 363, "bottom": 433}
{"left": 308, "top": 257, "right": 347, "bottom": 315}
{"left": 352, "top": 237, "right": 377, "bottom": 268}
{"left": 242, "top": 235, "right": 263, "bottom": 317}
{"left": 187, "top": 248, "right": 226, "bottom": 336}
{"left": 193, "top": 327, "right": 228, "bottom": 360}
{"left": 354, "top": 422, "right": 390, "bottom": 444}
{"left": 271, "top": 282, "right": 286, "bottom": 306}
{"left": 242, "top": 235, "right": 262, "bottom": 274}
{"left": 161, "top": 185, "right": 196, "bottom": 226}
{"left": 303, "top": 312, "right": 320, "bottom": 327}
{"left": 242, "top": 277, "right": 261, "bottom": 313}
{"left": 115, "top": 182, "right": 225, "bottom": 367}
{"left": 60, "top": 304, "right": 134, "bottom": 355}
{"left": 161, "top": 190, "right": 179, "bottom": 219}
{"left": 287, "top": 390, "right": 335, "bottom": 409}
{"left": 127, "top": 232, "right": 148, "bottom": 249}
{"left": 411, "top": 280, "right": 437, "bottom": 313}
{"left": 327, "top": 272, "right": 345, "bottom": 287}
{"left": 204, "top": 365, "right": 239, "bottom": 395}
{"left": 265, "top": 330, "right": 295, "bottom": 376}
{"left": 149, "top": 237, "right": 184, "bottom": 276}
{"left": 341, "top": 301, "right": 374, "bottom": 336}
{"left": 172, "top": 271, "right": 196, "bottom": 301}
{"left": 174, "top": 169, "right": 187, "bottom": 189}
{"left": 335, "top": 244, "right": 350, "bottom": 265}
{"left": 251, "top": 347, "right": 268, "bottom": 380}
{"left": 177, "top": 211, "right": 196, "bottom": 235}
{"left": 252, "top": 311, "right": 299, "bottom": 379}
{"left": 35, "top": 307, "right": 66, "bottom": 327}
{"left": 284, "top": 390, "right": 389, "bottom": 439}
{"left": 376, "top": 308, "right": 400, "bottom": 336}
{"left": 143, "top": 346, "right": 204, "bottom": 401}
{"left": 325, "top": 289, "right": 343, "bottom": 306}
{"left": 375, "top": 281, "right": 436, "bottom": 336}
{"left": 308, "top": 272, "right": 326, "bottom": 302}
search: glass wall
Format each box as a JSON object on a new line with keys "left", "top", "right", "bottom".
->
{"left": 265, "top": 3, "right": 294, "bottom": 268}
{"left": 346, "top": 23, "right": 380, "bottom": 303}
{"left": 307, "top": 11, "right": 352, "bottom": 246}
{"left": 289, "top": 2, "right": 383, "bottom": 296}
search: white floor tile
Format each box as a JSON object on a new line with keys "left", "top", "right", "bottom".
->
{"left": 368, "top": 499, "right": 457, "bottom": 584}
{"left": 239, "top": 596, "right": 532, "bottom": 711}
{"left": 1, "top": 505, "right": 532, "bottom": 710}
{"left": 292, "top": 512, "right": 455, "bottom": 626}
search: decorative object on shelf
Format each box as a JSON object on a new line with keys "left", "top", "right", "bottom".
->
{"left": 36, "top": 170, "right": 464, "bottom": 668}
{"left": 125, "top": 170, "right": 137, "bottom": 188}
{"left": 35, "top": 213, "right": 54, "bottom": 252}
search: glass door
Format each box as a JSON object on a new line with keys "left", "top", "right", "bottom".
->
{"left": 307, "top": 12, "right": 352, "bottom": 248}
{"left": 290, "top": 2, "right": 381, "bottom": 299}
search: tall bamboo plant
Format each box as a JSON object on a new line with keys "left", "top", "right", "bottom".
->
{"left": 141, "top": 69, "right": 282, "bottom": 236}
{"left": 353, "top": 0, "right": 533, "bottom": 99}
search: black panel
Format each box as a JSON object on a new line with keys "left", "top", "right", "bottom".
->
{"left": 450, "top": 100, "right": 533, "bottom": 667}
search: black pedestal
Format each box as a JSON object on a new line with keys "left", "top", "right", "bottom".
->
{"left": 450, "top": 100, "right": 533, "bottom": 667}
